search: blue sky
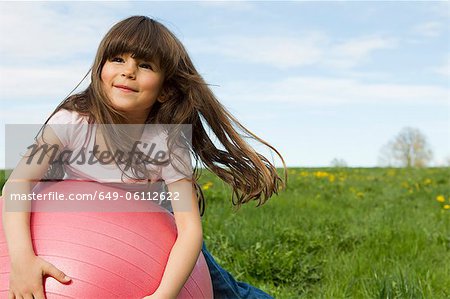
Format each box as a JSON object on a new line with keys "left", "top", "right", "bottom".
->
{"left": 0, "top": 1, "right": 449, "bottom": 168}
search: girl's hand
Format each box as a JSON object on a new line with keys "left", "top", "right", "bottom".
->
{"left": 9, "top": 253, "right": 71, "bottom": 299}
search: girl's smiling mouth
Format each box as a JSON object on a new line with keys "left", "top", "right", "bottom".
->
{"left": 114, "top": 84, "right": 138, "bottom": 92}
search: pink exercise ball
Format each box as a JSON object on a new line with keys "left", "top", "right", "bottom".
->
{"left": 0, "top": 181, "right": 212, "bottom": 298}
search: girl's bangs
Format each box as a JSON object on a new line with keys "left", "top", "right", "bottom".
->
{"left": 103, "top": 22, "right": 164, "bottom": 64}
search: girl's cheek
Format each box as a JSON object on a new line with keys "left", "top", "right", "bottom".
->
{"left": 100, "top": 81, "right": 110, "bottom": 96}
{"left": 100, "top": 63, "right": 114, "bottom": 82}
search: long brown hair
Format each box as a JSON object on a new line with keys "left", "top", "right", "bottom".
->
{"left": 45, "top": 16, "right": 287, "bottom": 212}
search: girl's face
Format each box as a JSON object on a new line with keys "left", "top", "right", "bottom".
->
{"left": 100, "top": 53, "right": 165, "bottom": 123}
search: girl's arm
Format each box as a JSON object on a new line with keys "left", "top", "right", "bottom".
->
{"left": 2, "top": 126, "right": 71, "bottom": 298}
{"left": 146, "top": 178, "right": 203, "bottom": 299}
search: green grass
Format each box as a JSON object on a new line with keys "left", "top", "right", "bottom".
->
{"left": 2, "top": 167, "right": 449, "bottom": 298}
{"left": 198, "top": 167, "right": 450, "bottom": 298}
{"left": 0, "top": 169, "right": 5, "bottom": 192}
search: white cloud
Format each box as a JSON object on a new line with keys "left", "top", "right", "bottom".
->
{"left": 187, "top": 32, "right": 326, "bottom": 69}
{"left": 412, "top": 21, "right": 444, "bottom": 38}
{"left": 0, "top": 104, "right": 56, "bottom": 124}
{"left": 428, "top": 1, "right": 450, "bottom": 19}
{"left": 0, "top": 65, "right": 91, "bottom": 102}
{"left": 188, "top": 33, "right": 397, "bottom": 70}
{"left": 327, "top": 36, "right": 397, "bottom": 68}
{"left": 0, "top": 2, "right": 119, "bottom": 62}
{"left": 432, "top": 54, "right": 450, "bottom": 77}
{"left": 217, "top": 76, "right": 449, "bottom": 106}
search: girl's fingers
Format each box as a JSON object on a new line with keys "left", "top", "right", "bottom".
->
{"left": 8, "top": 286, "right": 46, "bottom": 299}
{"left": 32, "top": 289, "right": 46, "bottom": 299}
{"left": 42, "top": 262, "right": 71, "bottom": 284}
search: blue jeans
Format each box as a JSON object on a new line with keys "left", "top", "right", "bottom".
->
{"left": 201, "top": 242, "right": 273, "bottom": 299}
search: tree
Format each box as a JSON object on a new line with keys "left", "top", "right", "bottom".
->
{"left": 445, "top": 155, "right": 450, "bottom": 167}
{"left": 378, "top": 127, "right": 433, "bottom": 168}
{"left": 330, "top": 158, "right": 347, "bottom": 168}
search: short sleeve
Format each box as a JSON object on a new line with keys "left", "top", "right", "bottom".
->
{"left": 46, "top": 109, "right": 88, "bottom": 149}
{"left": 161, "top": 144, "right": 193, "bottom": 185}
{"left": 138, "top": 124, "right": 193, "bottom": 185}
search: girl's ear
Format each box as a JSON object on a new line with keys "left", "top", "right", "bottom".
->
{"left": 157, "top": 86, "right": 176, "bottom": 103}
{"left": 157, "top": 90, "right": 169, "bottom": 103}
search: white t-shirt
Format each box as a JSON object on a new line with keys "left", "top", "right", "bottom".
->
{"left": 46, "top": 109, "right": 192, "bottom": 187}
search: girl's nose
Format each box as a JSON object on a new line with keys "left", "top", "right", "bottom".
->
{"left": 121, "top": 63, "right": 136, "bottom": 79}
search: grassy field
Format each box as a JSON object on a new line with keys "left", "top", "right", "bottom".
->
{"left": 198, "top": 167, "right": 450, "bottom": 298}
{"left": 1, "top": 168, "right": 449, "bottom": 298}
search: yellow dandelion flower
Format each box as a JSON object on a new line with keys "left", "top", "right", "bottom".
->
{"left": 202, "top": 181, "right": 213, "bottom": 191}
{"left": 424, "top": 178, "right": 432, "bottom": 185}
{"left": 436, "top": 195, "right": 445, "bottom": 203}
{"left": 314, "top": 171, "right": 329, "bottom": 178}
{"left": 328, "top": 175, "right": 335, "bottom": 183}
{"left": 444, "top": 205, "right": 450, "bottom": 210}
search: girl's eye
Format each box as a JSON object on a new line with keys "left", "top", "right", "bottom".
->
{"left": 140, "top": 63, "right": 153, "bottom": 70}
{"left": 111, "top": 57, "right": 124, "bottom": 62}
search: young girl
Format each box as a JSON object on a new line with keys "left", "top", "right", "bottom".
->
{"left": 2, "top": 16, "right": 286, "bottom": 299}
